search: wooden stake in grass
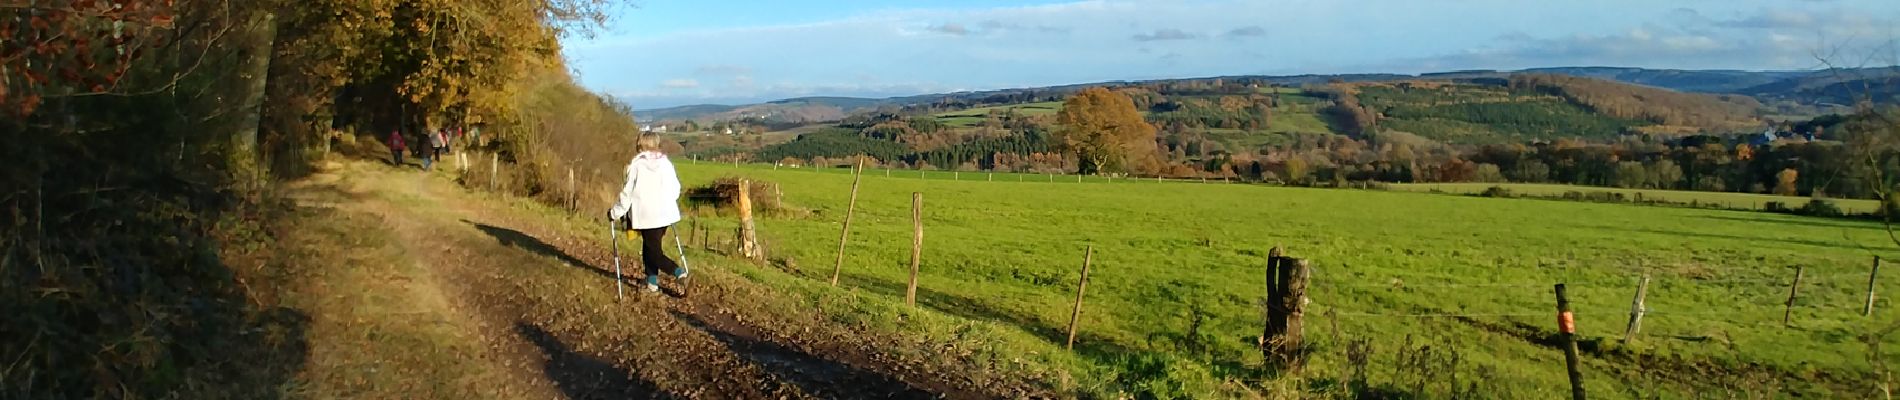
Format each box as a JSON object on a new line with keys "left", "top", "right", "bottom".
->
{"left": 1785, "top": 265, "right": 1805, "bottom": 325}
{"left": 567, "top": 167, "right": 576, "bottom": 210}
{"left": 1623, "top": 274, "right": 1649, "bottom": 342}
{"left": 1065, "top": 245, "right": 1094, "bottom": 350}
{"left": 830, "top": 158, "right": 865, "bottom": 286}
{"left": 907, "top": 192, "right": 923, "bottom": 307}
{"left": 1274, "top": 258, "right": 1310, "bottom": 368}
{"left": 1868, "top": 256, "right": 1882, "bottom": 317}
{"left": 490, "top": 152, "right": 499, "bottom": 192}
{"left": 1555, "top": 283, "right": 1586, "bottom": 400}
{"left": 738, "top": 180, "right": 762, "bottom": 261}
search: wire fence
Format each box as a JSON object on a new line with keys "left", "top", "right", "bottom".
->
{"left": 1298, "top": 265, "right": 1889, "bottom": 326}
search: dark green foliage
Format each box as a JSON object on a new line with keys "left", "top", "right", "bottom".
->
{"left": 1479, "top": 186, "right": 1514, "bottom": 198}
{"left": 754, "top": 128, "right": 912, "bottom": 162}
{"left": 1798, "top": 199, "right": 1845, "bottom": 217}
{"left": 903, "top": 129, "right": 1052, "bottom": 170}
{"left": 1358, "top": 84, "right": 1642, "bottom": 143}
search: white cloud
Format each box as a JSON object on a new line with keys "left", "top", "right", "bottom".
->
{"left": 1132, "top": 28, "right": 1200, "bottom": 41}
{"left": 659, "top": 79, "right": 700, "bottom": 89}
{"left": 927, "top": 23, "right": 970, "bottom": 36}
{"left": 1222, "top": 26, "right": 1266, "bottom": 39}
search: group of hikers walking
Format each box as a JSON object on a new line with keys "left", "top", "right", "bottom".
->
{"left": 385, "top": 126, "right": 468, "bottom": 170}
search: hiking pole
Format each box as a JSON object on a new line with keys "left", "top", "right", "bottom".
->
{"left": 611, "top": 220, "right": 624, "bottom": 300}
{"left": 674, "top": 233, "right": 692, "bottom": 275}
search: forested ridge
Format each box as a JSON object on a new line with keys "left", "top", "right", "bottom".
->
{"left": 722, "top": 75, "right": 1900, "bottom": 201}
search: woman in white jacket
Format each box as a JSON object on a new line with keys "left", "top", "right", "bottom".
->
{"left": 608, "top": 133, "right": 686, "bottom": 293}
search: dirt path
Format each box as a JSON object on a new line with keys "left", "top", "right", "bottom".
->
{"left": 285, "top": 159, "right": 993, "bottom": 399}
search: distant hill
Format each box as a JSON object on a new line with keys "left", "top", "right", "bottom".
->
{"left": 638, "top": 104, "right": 740, "bottom": 122}
{"left": 637, "top": 66, "right": 1900, "bottom": 123}
{"left": 638, "top": 97, "right": 888, "bottom": 124}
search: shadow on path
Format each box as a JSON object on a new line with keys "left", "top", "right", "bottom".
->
{"left": 515, "top": 323, "right": 676, "bottom": 400}
{"left": 469, "top": 220, "right": 626, "bottom": 282}
{"left": 666, "top": 309, "right": 944, "bottom": 399}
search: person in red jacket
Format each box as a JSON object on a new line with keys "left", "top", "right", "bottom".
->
{"left": 387, "top": 129, "right": 406, "bottom": 166}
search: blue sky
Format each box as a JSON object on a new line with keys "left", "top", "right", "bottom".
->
{"left": 563, "top": 0, "right": 1900, "bottom": 109}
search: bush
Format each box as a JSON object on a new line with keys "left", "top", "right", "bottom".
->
{"left": 1798, "top": 199, "right": 1844, "bottom": 217}
{"left": 685, "top": 177, "right": 798, "bottom": 215}
{"left": 1478, "top": 186, "right": 1513, "bottom": 198}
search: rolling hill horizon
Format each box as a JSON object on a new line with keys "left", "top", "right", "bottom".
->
{"left": 636, "top": 66, "right": 1898, "bottom": 123}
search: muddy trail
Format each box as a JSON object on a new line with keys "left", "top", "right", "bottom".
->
{"left": 283, "top": 159, "right": 1021, "bottom": 399}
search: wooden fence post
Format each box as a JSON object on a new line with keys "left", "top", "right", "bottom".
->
{"left": 567, "top": 168, "right": 576, "bottom": 210}
{"left": 1263, "top": 247, "right": 1284, "bottom": 347}
{"left": 1868, "top": 256, "right": 1882, "bottom": 316}
{"left": 988, "top": 172, "right": 993, "bottom": 181}
{"left": 1555, "top": 283, "right": 1586, "bottom": 400}
{"left": 737, "top": 180, "right": 761, "bottom": 261}
{"left": 1623, "top": 274, "right": 1649, "bottom": 342}
{"left": 830, "top": 159, "right": 865, "bottom": 286}
{"left": 1261, "top": 247, "right": 1309, "bottom": 368}
{"left": 1065, "top": 246, "right": 1094, "bottom": 349}
{"left": 1275, "top": 258, "right": 1310, "bottom": 368}
{"left": 1785, "top": 265, "right": 1805, "bottom": 325}
{"left": 907, "top": 192, "right": 923, "bottom": 307}
{"left": 490, "top": 152, "right": 499, "bottom": 192}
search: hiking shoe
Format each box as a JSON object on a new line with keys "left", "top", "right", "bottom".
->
{"left": 645, "top": 283, "right": 660, "bottom": 293}
{"left": 644, "top": 275, "right": 661, "bottom": 293}
{"left": 673, "top": 266, "right": 689, "bottom": 280}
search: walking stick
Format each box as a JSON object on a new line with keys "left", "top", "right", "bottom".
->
{"left": 611, "top": 220, "right": 624, "bottom": 300}
{"left": 674, "top": 234, "right": 692, "bottom": 273}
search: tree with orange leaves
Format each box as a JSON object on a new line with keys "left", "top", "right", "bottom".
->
{"left": 1053, "top": 87, "right": 1158, "bottom": 175}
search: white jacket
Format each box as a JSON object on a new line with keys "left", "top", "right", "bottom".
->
{"left": 609, "top": 151, "right": 683, "bottom": 230}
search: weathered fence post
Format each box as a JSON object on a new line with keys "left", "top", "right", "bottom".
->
{"left": 1278, "top": 258, "right": 1309, "bottom": 367}
{"left": 830, "top": 159, "right": 865, "bottom": 286}
{"left": 490, "top": 152, "right": 499, "bottom": 192}
{"left": 1262, "top": 248, "right": 1309, "bottom": 369}
{"left": 567, "top": 167, "right": 576, "bottom": 210}
{"left": 1555, "top": 283, "right": 1586, "bottom": 400}
{"left": 988, "top": 172, "right": 993, "bottom": 181}
{"left": 1065, "top": 246, "right": 1094, "bottom": 350}
{"left": 1263, "top": 247, "right": 1284, "bottom": 346}
{"left": 737, "top": 180, "right": 761, "bottom": 261}
{"left": 1785, "top": 265, "right": 1805, "bottom": 325}
{"left": 907, "top": 192, "right": 923, "bottom": 307}
{"left": 1868, "top": 256, "right": 1882, "bottom": 316}
{"left": 1623, "top": 274, "right": 1649, "bottom": 342}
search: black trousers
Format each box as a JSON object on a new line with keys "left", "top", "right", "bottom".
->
{"left": 632, "top": 226, "right": 679, "bottom": 277}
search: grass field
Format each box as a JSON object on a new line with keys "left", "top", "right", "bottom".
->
{"left": 934, "top": 101, "right": 1064, "bottom": 127}
{"left": 672, "top": 161, "right": 1900, "bottom": 398}
{"left": 1392, "top": 182, "right": 1884, "bottom": 214}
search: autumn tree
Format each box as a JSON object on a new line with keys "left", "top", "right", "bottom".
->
{"left": 1776, "top": 168, "right": 1800, "bottom": 196}
{"left": 1053, "top": 87, "right": 1158, "bottom": 175}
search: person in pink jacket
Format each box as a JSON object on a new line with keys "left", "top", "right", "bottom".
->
{"left": 386, "top": 129, "right": 406, "bottom": 166}
{"left": 608, "top": 133, "right": 686, "bottom": 293}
